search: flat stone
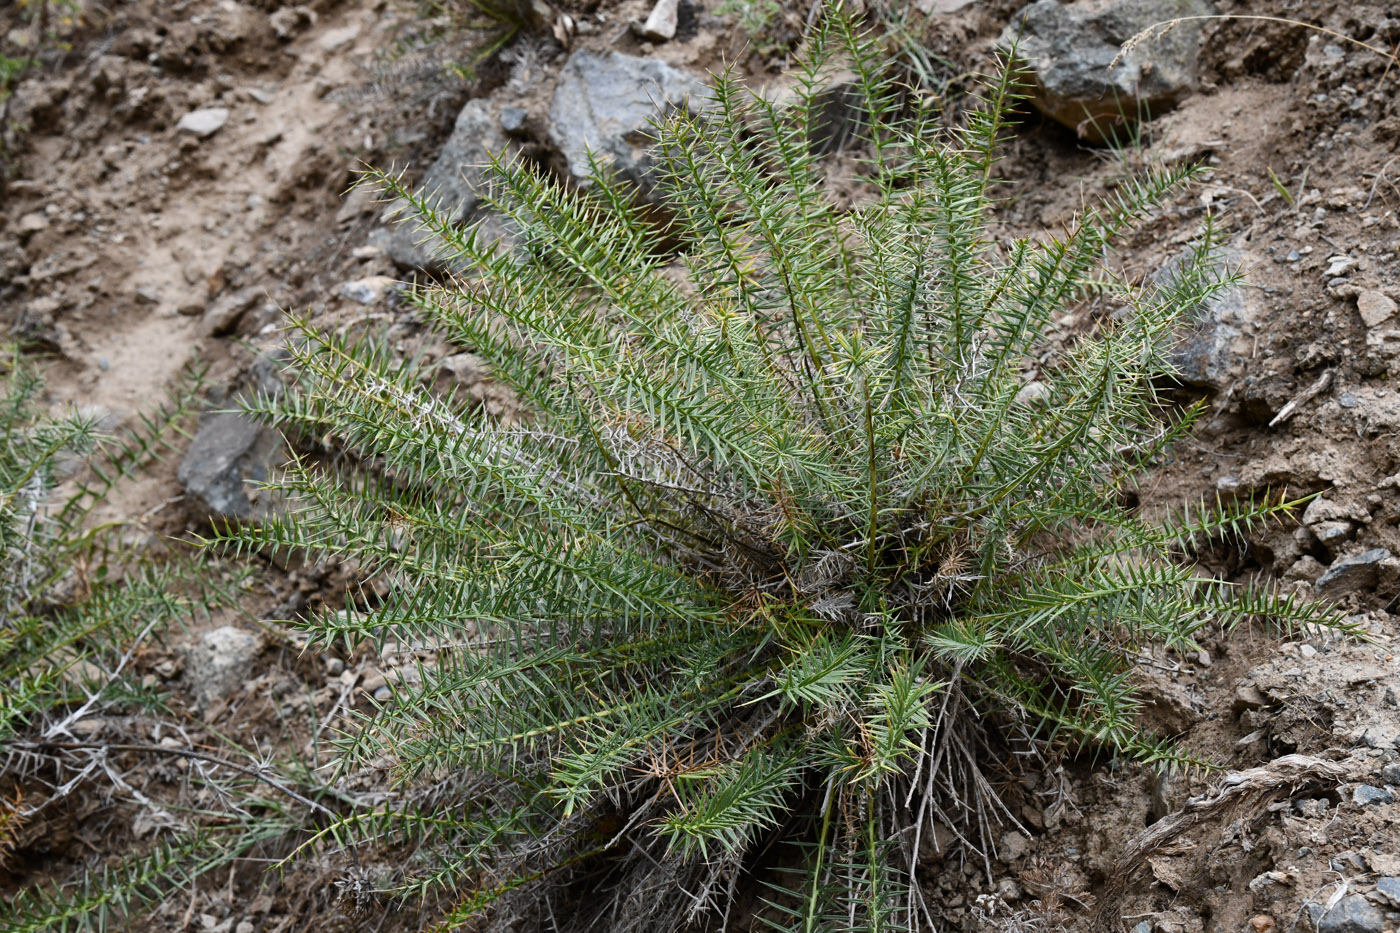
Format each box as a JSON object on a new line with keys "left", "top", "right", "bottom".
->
{"left": 1352, "top": 784, "right": 1395, "bottom": 807}
{"left": 176, "top": 107, "right": 230, "bottom": 137}
{"left": 1318, "top": 895, "right": 1386, "bottom": 933}
{"left": 1315, "top": 548, "right": 1392, "bottom": 595}
{"left": 1372, "top": 878, "right": 1400, "bottom": 907}
{"left": 999, "top": 0, "right": 1212, "bottom": 142}
{"left": 1358, "top": 290, "right": 1398, "bottom": 328}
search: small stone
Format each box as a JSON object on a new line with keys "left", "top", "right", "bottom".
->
{"left": 323, "top": 656, "right": 345, "bottom": 677}
{"left": 350, "top": 245, "right": 383, "bottom": 260}
{"left": 997, "top": 830, "right": 1030, "bottom": 864}
{"left": 1339, "top": 392, "right": 1358, "bottom": 408}
{"left": 640, "top": 0, "right": 679, "bottom": 41}
{"left": 177, "top": 107, "right": 230, "bottom": 138}
{"left": 1371, "top": 877, "right": 1400, "bottom": 907}
{"left": 1323, "top": 255, "right": 1358, "bottom": 278}
{"left": 339, "top": 276, "right": 398, "bottom": 305}
{"left": 996, "top": 878, "right": 1022, "bottom": 902}
{"left": 1232, "top": 683, "right": 1270, "bottom": 712}
{"left": 1299, "top": 644, "right": 1317, "bottom": 659}
{"left": 236, "top": 922, "right": 256, "bottom": 933}
{"left": 178, "top": 410, "right": 284, "bottom": 522}
{"left": 1316, "top": 549, "right": 1392, "bottom": 595}
{"left": 1250, "top": 915, "right": 1275, "bottom": 933}
{"left": 372, "top": 685, "right": 393, "bottom": 703}
{"left": 318, "top": 23, "right": 359, "bottom": 51}
{"left": 1358, "top": 291, "right": 1398, "bottom": 328}
{"left": 204, "top": 289, "right": 258, "bottom": 336}
{"left": 1014, "top": 381, "right": 1052, "bottom": 406}
{"left": 500, "top": 106, "right": 528, "bottom": 135}
{"left": 1216, "top": 475, "right": 1240, "bottom": 494}
{"left": 1317, "top": 894, "right": 1385, "bottom": 933}
{"left": 184, "top": 626, "right": 262, "bottom": 708}
{"left": 18, "top": 211, "right": 48, "bottom": 234}
{"left": 1352, "top": 784, "right": 1395, "bottom": 807}
{"left": 1132, "top": 923, "right": 1152, "bottom": 933}
{"left": 1287, "top": 249, "right": 1300, "bottom": 262}
{"left": 1381, "top": 762, "right": 1400, "bottom": 784}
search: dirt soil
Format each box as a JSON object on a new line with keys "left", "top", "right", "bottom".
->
{"left": 3, "top": 0, "right": 1400, "bottom": 931}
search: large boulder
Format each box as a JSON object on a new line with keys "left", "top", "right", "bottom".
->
{"left": 377, "top": 99, "right": 518, "bottom": 271}
{"left": 548, "top": 49, "right": 709, "bottom": 195}
{"left": 1000, "top": 0, "right": 1212, "bottom": 141}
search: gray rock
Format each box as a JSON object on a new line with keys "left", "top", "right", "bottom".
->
{"left": 1000, "top": 0, "right": 1212, "bottom": 142}
{"left": 1155, "top": 245, "right": 1257, "bottom": 391}
{"left": 549, "top": 49, "right": 709, "bottom": 195}
{"left": 204, "top": 289, "right": 258, "bottom": 337}
{"left": 378, "top": 100, "right": 517, "bottom": 272}
{"left": 500, "top": 106, "right": 528, "bottom": 135}
{"left": 1381, "top": 761, "right": 1400, "bottom": 785}
{"left": 176, "top": 107, "right": 230, "bottom": 138}
{"left": 1372, "top": 878, "right": 1400, "bottom": 907}
{"left": 339, "top": 276, "right": 399, "bottom": 305}
{"left": 184, "top": 626, "right": 262, "bottom": 707}
{"left": 1352, "top": 784, "right": 1395, "bottom": 807}
{"left": 1315, "top": 549, "right": 1392, "bottom": 596}
{"left": 178, "top": 411, "right": 283, "bottom": 522}
{"left": 1318, "top": 895, "right": 1386, "bottom": 933}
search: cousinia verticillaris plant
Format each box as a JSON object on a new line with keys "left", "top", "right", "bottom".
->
{"left": 224, "top": 10, "right": 1342, "bottom": 930}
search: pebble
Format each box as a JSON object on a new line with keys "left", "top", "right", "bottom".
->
{"left": 1358, "top": 290, "right": 1398, "bottom": 328}
{"left": 1380, "top": 761, "right": 1400, "bottom": 784}
{"left": 500, "top": 106, "right": 528, "bottom": 135}
{"left": 176, "top": 107, "right": 230, "bottom": 138}
{"left": 1318, "top": 894, "right": 1386, "bottom": 933}
{"left": 1299, "top": 644, "right": 1318, "bottom": 659}
{"left": 1352, "top": 784, "right": 1395, "bottom": 807}
{"left": 372, "top": 685, "right": 392, "bottom": 703}
{"left": 1250, "top": 915, "right": 1275, "bottom": 933}
{"left": 1339, "top": 392, "right": 1358, "bottom": 408}
{"left": 339, "top": 276, "right": 398, "bottom": 305}
{"left": 18, "top": 211, "right": 49, "bottom": 234}
{"left": 324, "top": 656, "right": 345, "bottom": 677}
{"left": 1323, "top": 255, "right": 1358, "bottom": 277}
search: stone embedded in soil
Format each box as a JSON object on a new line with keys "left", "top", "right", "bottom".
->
{"left": 1372, "top": 877, "right": 1400, "bottom": 907}
{"left": 640, "top": 0, "right": 679, "bottom": 41}
{"left": 549, "top": 49, "right": 709, "bottom": 197}
{"left": 998, "top": 0, "right": 1212, "bottom": 142}
{"left": 1154, "top": 245, "right": 1258, "bottom": 391}
{"left": 204, "top": 288, "right": 259, "bottom": 336}
{"left": 1357, "top": 291, "right": 1398, "bottom": 328}
{"left": 1318, "top": 895, "right": 1386, "bottom": 933}
{"left": 1315, "top": 548, "right": 1392, "bottom": 595}
{"left": 1352, "top": 784, "right": 1396, "bottom": 807}
{"left": 178, "top": 410, "right": 284, "bottom": 522}
{"left": 500, "top": 106, "right": 528, "bottom": 135}
{"left": 375, "top": 99, "right": 517, "bottom": 272}
{"left": 184, "top": 625, "right": 262, "bottom": 708}
{"left": 339, "top": 276, "right": 399, "bottom": 305}
{"left": 176, "top": 107, "right": 230, "bottom": 138}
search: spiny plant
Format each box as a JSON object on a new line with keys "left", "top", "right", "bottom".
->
{"left": 0, "top": 349, "right": 296, "bottom": 932}
{"left": 224, "top": 10, "right": 1341, "bottom": 931}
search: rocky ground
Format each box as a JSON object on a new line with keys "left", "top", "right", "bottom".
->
{"left": 3, "top": 0, "right": 1400, "bottom": 930}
